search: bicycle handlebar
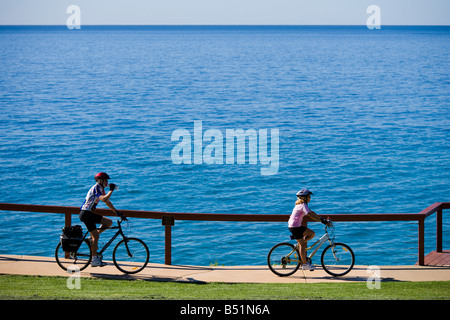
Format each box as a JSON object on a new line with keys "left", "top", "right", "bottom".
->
{"left": 117, "top": 216, "right": 127, "bottom": 224}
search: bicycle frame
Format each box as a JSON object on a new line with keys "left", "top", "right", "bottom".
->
{"left": 306, "top": 232, "right": 332, "bottom": 260}
{"left": 81, "top": 219, "right": 127, "bottom": 256}
{"left": 293, "top": 226, "right": 334, "bottom": 261}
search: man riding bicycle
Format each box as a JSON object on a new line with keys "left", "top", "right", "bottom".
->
{"left": 79, "top": 172, "right": 124, "bottom": 267}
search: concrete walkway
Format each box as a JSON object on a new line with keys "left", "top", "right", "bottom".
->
{"left": 1, "top": 254, "right": 450, "bottom": 283}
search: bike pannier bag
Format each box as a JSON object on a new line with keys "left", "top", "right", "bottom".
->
{"left": 60, "top": 225, "right": 83, "bottom": 252}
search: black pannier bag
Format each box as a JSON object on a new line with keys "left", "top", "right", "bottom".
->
{"left": 60, "top": 225, "right": 84, "bottom": 252}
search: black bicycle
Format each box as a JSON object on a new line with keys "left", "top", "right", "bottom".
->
{"left": 55, "top": 218, "right": 149, "bottom": 274}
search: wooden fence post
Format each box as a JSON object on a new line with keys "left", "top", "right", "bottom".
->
{"left": 64, "top": 212, "right": 72, "bottom": 259}
{"left": 162, "top": 216, "right": 174, "bottom": 265}
{"left": 65, "top": 212, "right": 71, "bottom": 228}
{"left": 418, "top": 218, "right": 425, "bottom": 266}
{"left": 437, "top": 206, "right": 442, "bottom": 253}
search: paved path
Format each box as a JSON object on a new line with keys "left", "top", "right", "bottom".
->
{"left": 1, "top": 254, "right": 450, "bottom": 283}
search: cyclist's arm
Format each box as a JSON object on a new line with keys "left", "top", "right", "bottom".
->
{"left": 104, "top": 199, "right": 119, "bottom": 213}
{"left": 99, "top": 191, "right": 119, "bottom": 214}
{"left": 307, "top": 210, "right": 322, "bottom": 222}
{"left": 99, "top": 190, "right": 112, "bottom": 203}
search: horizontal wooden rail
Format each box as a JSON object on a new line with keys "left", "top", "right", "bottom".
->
{"left": 0, "top": 202, "right": 448, "bottom": 266}
{"left": 0, "top": 202, "right": 425, "bottom": 221}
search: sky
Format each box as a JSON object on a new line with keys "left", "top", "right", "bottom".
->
{"left": 0, "top": 0, "right": 449, "bottom": 25}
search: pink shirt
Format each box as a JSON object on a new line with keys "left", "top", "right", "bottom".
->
{"left": 288, "top": 203, "right": 311, "bottom": 228}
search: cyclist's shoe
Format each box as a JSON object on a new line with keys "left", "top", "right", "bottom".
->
{"left": 91, "top": 255, "right": 107, "bottom": 267}
{"left": 302, "top": 262, "right": 315, "bottom": 271}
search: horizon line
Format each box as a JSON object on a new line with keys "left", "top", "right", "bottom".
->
{"left": 1, "top": 24, "right": 449, "bottom": 27}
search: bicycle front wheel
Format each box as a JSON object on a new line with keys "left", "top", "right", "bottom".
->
{"left": 55, "top": 239, "right": 92, "bottom": 272}
{"left": 321, "top": 243, "right": 355, "bottom": 277}
{"left": 113, "top": 237, "right": 149, "bottom": 274}
{"left": 267, "top": 242, "right": 301, "bottom": 277}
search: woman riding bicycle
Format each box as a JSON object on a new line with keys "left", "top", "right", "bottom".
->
{"left": 288, "top": 188, "right": 328, "bottom": 271}
{"left": 79, "top": 172, "right": 124, "bottom": 267}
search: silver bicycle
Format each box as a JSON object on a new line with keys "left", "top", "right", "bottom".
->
{"left": 267, "top": 219, "right": 355, "bottom": 277}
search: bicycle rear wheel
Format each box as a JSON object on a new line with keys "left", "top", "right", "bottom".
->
{"left": 113, "top": 237, "right": 149, "bottom": 274}
{"left": 321, "top": 243, "right": 355, "bottom": 277}
{"left": 267, "top": 242, "right": 301, "bottom": 277}
{"left": 55, "top": 239, "right": 92, "bottom": 272}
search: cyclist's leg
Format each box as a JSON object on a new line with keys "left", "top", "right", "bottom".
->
{"left": 80, "top": 210, "right": 109, "bottom": 266}
{"left": 98, "top": 216, "right": 112, "bottom": 234}
{"left": 80, "top": 210, "right": 99, "bottom": 251}
{"left": 91, "top": 217, "right": 112, "bottom": 253}
{"left": 296, "top": 239, "right": 307, "bottom": 264}
{"left": 297, "top": 239, "right": 307, "bottom": 264}
{"left": 297, "top": 228, "right": 315, "bottom": 264}
{"left": 303, "top": 228, "right": 315, "bottom": 242}
{"left": 90, "top": 229, "right": 100, "bottom": 254}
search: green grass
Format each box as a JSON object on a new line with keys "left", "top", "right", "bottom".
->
{"left": 0, "top": 274, "right": 449, "bottom": 300}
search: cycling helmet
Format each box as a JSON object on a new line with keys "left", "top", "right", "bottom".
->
{"left": 95, "top": 172, "right": 110, "bottom": 180}
{"left": 296, "top": 188, "right": 313, "bottom": 196}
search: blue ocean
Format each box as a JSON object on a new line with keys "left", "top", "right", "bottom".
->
{"left": 0, "top": 25, "right": 449, "bottom": 266}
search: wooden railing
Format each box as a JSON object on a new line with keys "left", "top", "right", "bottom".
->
{"left": 0, "top": 202, "right": 448, "bottom": 265}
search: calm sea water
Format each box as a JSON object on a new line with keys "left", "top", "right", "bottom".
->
{"left": 0, "top": 26, "right": 449, "bottom": 266}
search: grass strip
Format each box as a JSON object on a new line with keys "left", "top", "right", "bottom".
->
{"left": 0, "top": 274, "right": 449, "bottom": 300}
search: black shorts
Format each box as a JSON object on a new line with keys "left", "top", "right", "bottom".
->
{"left": 79, "top": 210, "right": 103, "bottom": 232}
{"left": 289, "top": 226, "right": 307, "bottom": 240}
